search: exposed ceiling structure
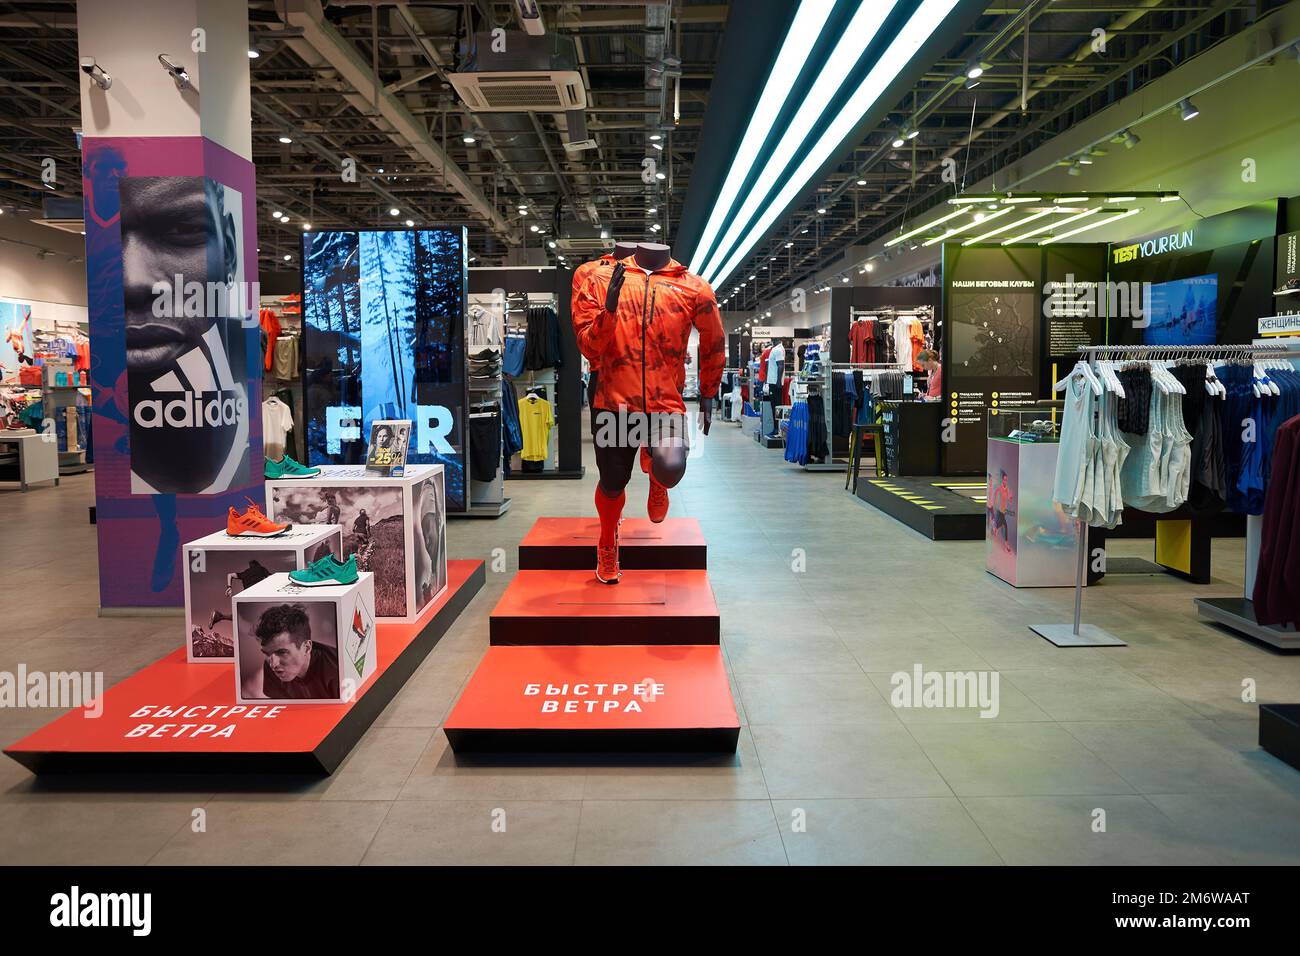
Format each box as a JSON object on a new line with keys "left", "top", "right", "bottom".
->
{"left": 0, "top": 0, "right": 728, "bottom": 271}
{"left": 705, "top": 0, "right": 1293, "bottom": 314}
{"left": 0, "top": 0, "right": 1292, "bottom": 290}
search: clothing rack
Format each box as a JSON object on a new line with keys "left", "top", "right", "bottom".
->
{"left": 1034, "top": 341, "right": 1297, "bottom": 649}
{"left": 1191, "top": 338, "right": 1300, "bottom": 648}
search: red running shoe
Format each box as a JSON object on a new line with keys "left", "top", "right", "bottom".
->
{"left": 595, "top": 519, "right": 622, "bottom": 584}
{"left": 227, "top": 501, "right": 290, "bottom": 537}
{"left": 639, "top": 444, "right": 653, "bottom": 474}
{"left": 647, "top": 477, "right": 669, "bottom": 523}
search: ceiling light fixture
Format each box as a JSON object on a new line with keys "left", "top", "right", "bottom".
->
{"left": 405, "top": 219, "right": 415, "bottom": 227}
{"left": 1179, "top": 97, "right": 1200, "bottom": 121}
{"left": 682, "top": 2, "right": 835, "bottom": 276}
{"left": 884, "top": 208, "right": 967, "bottom": 247}
{"left": 891, "top": 134, "right": 906, "bottom": 149}
{"left": 248, "top": 49, "right": 260, "bottom": 59}
{"left": 389, "top": 207, "right": 400, "bottom": 216}
{"left": 1002, "top": 207, "right": 1102, "bottom": 245}
{"left": 856, "top": 178, "right": 867, "bottom": 186}
{"left": 920, "top": 206, "right": 1013, "bottom": 247}
{"left": 1040, "top": 207, "right": 1140, "bottom": 245}
{"left": 962, "top": 209, "right": 1058, "bottom": 246}
{"left": 278, "top": 135, "right": 292, "bottom": 144}
{"left": 694, "top": 0, "right": 909, "bottom": 281}
{"left": 1122, "top": 129, "right": 1140, "bottom": 149}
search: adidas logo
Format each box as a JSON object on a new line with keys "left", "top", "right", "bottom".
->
{"left": 133, "top": 324, "right": 246, "bottom": 429}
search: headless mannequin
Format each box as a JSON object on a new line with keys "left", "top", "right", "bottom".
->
{"left": 612, "top": 240, "right": 638, "bottom": 260}
{"left": 594, "top": 240, "right": 716, "bottom": 560}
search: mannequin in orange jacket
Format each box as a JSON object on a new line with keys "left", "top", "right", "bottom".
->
{"left": 572, "top": 242, "right": 725, "bottom": 583}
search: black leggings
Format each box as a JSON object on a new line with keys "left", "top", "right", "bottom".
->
{"left": 593, "top": 409, "right": 689, "bottom": 495}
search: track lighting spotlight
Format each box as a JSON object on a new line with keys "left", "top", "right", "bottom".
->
{"left": 1179, "top": 97, "right": 1200, "bottom": 121}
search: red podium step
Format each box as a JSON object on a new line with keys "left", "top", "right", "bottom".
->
{"left": 518, "top": 517, "right": 707, "bottom": 570}
{"left": 444, "top": 644, "right": 739, "bottom": 752}
{"left": 489, "top": 569, "right": 719, "bottom": 646}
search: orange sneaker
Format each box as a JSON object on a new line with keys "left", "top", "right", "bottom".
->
{"left": 227, "top": 501, "right": 291, "bottom": 537}
{"left": 647, "top": 477, "right": 669, "bottom": 523}
{"left": 595, "top": 519, "right": 622, "bottom": 584}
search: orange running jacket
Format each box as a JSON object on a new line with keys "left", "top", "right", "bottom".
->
{"left": 572, "top": 256, "right": 725, "bottom": 415}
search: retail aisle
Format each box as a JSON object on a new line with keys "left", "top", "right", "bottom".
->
{"left": 2, "top": 423, "right": 1300, "bottom": 865}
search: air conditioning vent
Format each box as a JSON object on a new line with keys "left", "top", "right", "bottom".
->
{"left": 450, "top": 71, "right": 586, "bottom": 112}
{"left": 555, "top": 235, "right": 612, "bottom": 253}
{"left": 450, "top": 31, "right": 588, "bottom": 113}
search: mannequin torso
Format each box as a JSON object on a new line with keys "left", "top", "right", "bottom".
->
{"left": 633, "top": 241, "right": 672, "bottom": 272}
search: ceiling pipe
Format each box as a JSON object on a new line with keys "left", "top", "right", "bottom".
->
{"left": 280, "top": 0, "right": 518, "bottom": 242}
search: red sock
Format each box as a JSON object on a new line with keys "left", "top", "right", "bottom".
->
{"left": 595, "top": 486, "right": 625, "bottom": 548}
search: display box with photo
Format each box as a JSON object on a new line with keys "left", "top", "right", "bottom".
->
{"left": 267, "top": 464, "right": 447, "bottom": 621}
{"left": 232, "top": 572, "right": 376, "bottom": 704}
{"left": 182, "top": 524, "right": 343, "bottom": 663}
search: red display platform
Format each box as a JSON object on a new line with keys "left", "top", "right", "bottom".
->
{"left": 4, "top": 561, "right": 485, "bottom": 775}
{"left": 489, "top": 569, "right": 719, "bottom": 646}
{"left": 444, "top": 645, "right": 739, "bottom": 752}
{"left": 518, "top": 517, "right": 707, "bottom": 570}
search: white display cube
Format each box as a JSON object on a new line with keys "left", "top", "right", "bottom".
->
{"left": 267, "top": 464, "right": 447, "bottom": 621}
{"left": 232, "top": 571, "right": 377, "bottom": 704}
{"left": 182, "top": 524, "right": 343, "bottom": 663}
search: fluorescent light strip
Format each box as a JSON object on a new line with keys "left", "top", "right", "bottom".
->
{"left": 686, "top": 1, "right": 837, "bottom": 275}
{"left": 922, "top": 207, "right": 1012, "bottom": 247}
{"left": 1107, "top": 196, "right": 1136, "bottom": 202}
{"left": 697, "top": 0, "right": 898, "bottom": 279}
{"left": 999, "top": 197, "right": 1042, "bottom": 204}
{"left": 962, "top": 209, "right": 1056, "bottom": 245}
{"left": 706, "top": 0, "right": 963, "bottom": 287}
{"left": 883, "top": 207, "right": 969, "bottom": 247}
{"left": 1039, "top": 207, "right": 1140, "bottom": 245}
{"left": 1001, "top": 207, "right": 1101, "bottom": 244}
{"left": 948, "top": 196, "right": 997, "bottom": 204}
{"left": 1054, "top": 196, "right": 1090, "bottom": 204}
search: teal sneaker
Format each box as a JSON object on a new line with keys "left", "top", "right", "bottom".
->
{"left": 289, "top": 554, "right": 359, "bottom": 587}
{"left": 265, "top": 454, "right": 321, "bottom": 480}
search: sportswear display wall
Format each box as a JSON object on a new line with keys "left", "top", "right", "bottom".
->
{"left": 468, "top": 266, "right": 584, "bottom": 480}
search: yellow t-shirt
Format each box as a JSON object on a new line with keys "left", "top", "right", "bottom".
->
{"left": 518, "top": 396, "right": 553, "bottom": 462}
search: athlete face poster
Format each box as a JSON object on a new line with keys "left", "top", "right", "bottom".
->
{"left": 301, "top": 228, "right": 469, "bottom": 510}
{"left": 81, "top": 138, "right": 263, "bottom": 608}
{"left": 119, "top": 176, "right": 250, "bottom": 494}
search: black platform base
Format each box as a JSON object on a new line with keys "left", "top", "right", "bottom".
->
{"left": 444, "top": 727, "right": 741, "bottom": 754}
{"left": 1260, "top": 704, "right": 1300, "bottom": 773}
{"left": 853, "top": 476, "right": 985, "bottom": 540}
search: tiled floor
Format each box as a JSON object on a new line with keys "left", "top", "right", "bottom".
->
{"left": 2, "top": 420, "right": 1300, "bottom": 865}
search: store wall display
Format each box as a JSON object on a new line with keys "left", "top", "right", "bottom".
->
{"left": 1144, "top": 274, "right": 1217, "bottom": 345}
{"left": 233, "top": 572, "right": 376, "bottom": 704}
{"left": 268, "top": 464, "right": 447, "bottom": 620}
{"left": 302, "top": 228, "right": 468, "bottom": 510}
{"left": 941, "top": 246, "right": 1042, "bottom": 475}
{"left": 1108, "top": 204, "right": 1277, "bottom": 348}
{"left": 183, "top": 525, "right": 343, "bottom": 662}
{"left": 81, "top": 137, "right": 263, "bottom": 607}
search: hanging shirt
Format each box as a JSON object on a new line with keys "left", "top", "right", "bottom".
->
{"left": 260, "top": 309, "right": 281, "bottom": 372}
{"left": 767, "top": 343, "right": 785, "bottom": 386}
{"left": 849, "top": 319, "right": 876, "bottom": 364}
{"left": 262, "top": 397, "right": 294, "bottom": 459}
{"left": 757, "top": 346, "right": 773, "bottom": 384}
{"left": 518, "top": 395, "right": 554, "bottom": 462}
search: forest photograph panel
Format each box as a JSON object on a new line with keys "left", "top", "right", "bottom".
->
{"left": 301, "top": 228, "right": 467, "bottom": 509}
